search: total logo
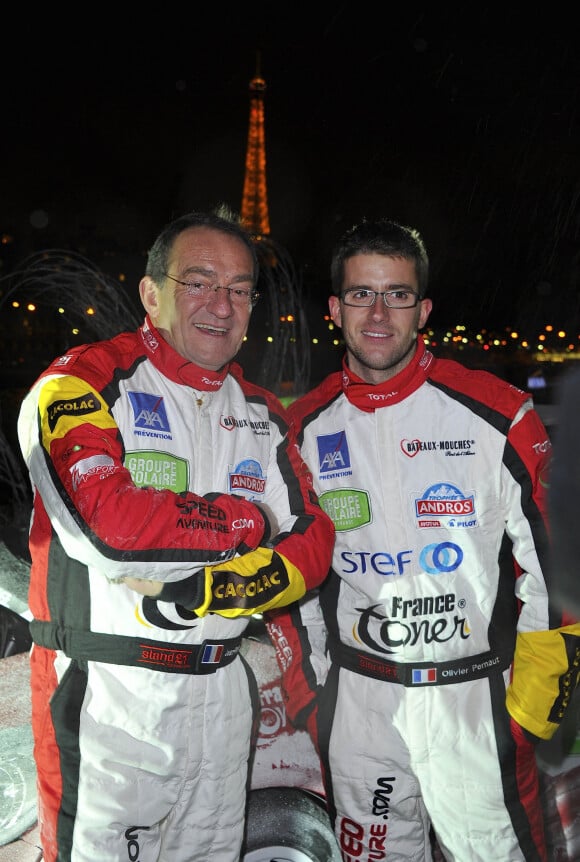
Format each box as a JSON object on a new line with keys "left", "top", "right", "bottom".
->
{"left": 414, "top": 481, "right": 477, "bottom": 529}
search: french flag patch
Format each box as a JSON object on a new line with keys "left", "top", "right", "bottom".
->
{"left": 412, "top": 668, "right": 437, "bottom": 684}
{"left": 201, "top": 644, "right": 224, "bottom": 665}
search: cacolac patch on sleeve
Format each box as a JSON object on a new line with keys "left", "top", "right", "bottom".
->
{"left": 39, "top": 376, "right": 117, "bottom": 443}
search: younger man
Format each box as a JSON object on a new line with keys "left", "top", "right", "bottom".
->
{"left": 267, "top": 217, "right": 580, "bottom": 861}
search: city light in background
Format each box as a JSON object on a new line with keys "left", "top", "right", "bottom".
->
{"left": 3, "top": 10, "right": 580, "bottom": 406}
{"left": 5, "top": 270, "right": 580, "bottom": 361}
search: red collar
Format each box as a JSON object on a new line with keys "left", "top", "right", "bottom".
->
{"left": 139, "top": 316, "right": 230, "bottom": 390}
{"left": 341, "top": 340, "right": 434, "bottom": 411}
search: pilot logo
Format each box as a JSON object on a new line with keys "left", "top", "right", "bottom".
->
{"left": 128, "top": 391, "right": 171, "bottom": 438}
{"left": 316, "top": 431, "right": 352, "bottom": 479}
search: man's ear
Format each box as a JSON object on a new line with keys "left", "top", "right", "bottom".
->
{"left": 139, "top": 276, "right": 159, "bottom": 318}
{"left": 329, "top": 294, "right": 342, "bottom": 328}
{"left": 418, "top": 297, "right": 433, "bottom": 330}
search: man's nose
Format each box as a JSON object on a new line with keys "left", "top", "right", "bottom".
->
{"left": 206, "top": 286, "right": 234, "bottom": 312}
{"left": 370, "top": 296, "right": 391, "bottom": 319}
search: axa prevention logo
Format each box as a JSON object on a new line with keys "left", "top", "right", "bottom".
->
{"left": 316, "top": 430, "right": 352, "bottom": 480}
{"left": 128, "top": 391, "right": 172, "bottom": 440}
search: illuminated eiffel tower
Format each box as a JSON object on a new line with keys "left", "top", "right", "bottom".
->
{"left": 240, "top": 55, "right": 310, "bottom": 398}
{"left": 241, "top": 54, "right": 270, "bottom": 238}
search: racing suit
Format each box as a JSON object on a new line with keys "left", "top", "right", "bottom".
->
{"left": 266, "top": 340, "right": 580, "bottom": 862}
{"left": 549, "top": 366, "right": 580, "bottom": 619}
{"left": 17, "top": 315, "right": 334, "bottom": 862}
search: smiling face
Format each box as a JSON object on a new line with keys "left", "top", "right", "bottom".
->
{"left": 329, "top": 252, "right": 433, "bottom": 384}
{"left": 139, "top": 226, "right": 256, "bottom": 371}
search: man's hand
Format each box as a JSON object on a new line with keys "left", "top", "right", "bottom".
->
{"left": 121, "top": 545, "right": 307, "bottom": 614}
{"left": 123, "top": 570, "right": 206, "bottom": 607}
{"left": 123, "top": 577, "right": 164, "bottom": 596}
{"left": 194, "top": 548, "right": 306, "bottom": 617}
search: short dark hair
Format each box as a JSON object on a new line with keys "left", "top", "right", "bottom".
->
{"left": 145, "top": 205, "right": 260, "bottom": 285}
{"left": 330, "top": 218, "right": 429, "bottom": 298}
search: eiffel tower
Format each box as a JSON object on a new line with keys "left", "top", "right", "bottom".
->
{"left": 240, "top": 54, "right": 310, "bottom": 397}
{"left": 241, "top": 54, "right": 270, "bottom": 238}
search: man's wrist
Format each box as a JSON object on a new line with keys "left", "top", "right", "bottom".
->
{"left": 155, "top": 571, "right": 205, "bottom": 607}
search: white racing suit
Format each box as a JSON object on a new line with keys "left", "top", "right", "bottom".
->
{"left": 17, "top": 315, "right": 334, "bottom": 862}
{"left": 266, "top": 341, "right": 580, "bottom": 862}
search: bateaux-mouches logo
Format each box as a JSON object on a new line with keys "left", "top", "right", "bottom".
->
{"left": 400, "top": 438, "right": 475, "bottom": 458}
{"left": 229, "top": 458, "right": 266, "bottom": 499}
{"left": 316, "top": 430, "right": 352, "bottom": 479}
{"left": 128, "top": 391, "right": 172, "bottom": 440}
{"left": 414, "top": 482, "right": 477, "bottom": 529}
{"left": 220, "top": 414, "right": 270, "bottom": 435}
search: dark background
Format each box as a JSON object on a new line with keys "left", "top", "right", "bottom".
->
{"left": 2, "top": 4, "right": 580, "bottom": 333}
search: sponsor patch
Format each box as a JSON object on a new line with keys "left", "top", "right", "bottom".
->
{"left": 47, "top": 392, "right": 100, "bottom": 431}
{"left": 138, "top": 645, "right": 192, "bottom": 668}
{"left": 70, "top": 454, "right": 116, "bottom": 491}
{"left": 319, "top": 487, "right": 371, "bottom": 531}
{"left": 128, "top": 391, "right": 171, "bottom": 438}
{"left": 125, "top": 450, "right": 189, "bottom": 492}
{"left": 211, "top": 565, "right": 287, "bottom": 610}
{"left": 220, "top": 414, "right": 269, "bottom": 435}
{"left": 400, "top": 437, "right": 475, "bottom": 458}
{"left": 54, "top": 354, "right": 76, "bottom": 368}
{"left": 316, "top": 431, "right": 352, "bottom": 479}
{"left": 414, "top": 482, "right": 477, "bottom": 529}
{"left": 228, "top": 458, "right": 266, "bottom": 499}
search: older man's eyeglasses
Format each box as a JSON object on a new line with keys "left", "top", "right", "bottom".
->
{"left": 164, "top": 273, "right": 260, "bottom": 307}
{"left": 340, "top": 287, "right": 421, "bottom": 309}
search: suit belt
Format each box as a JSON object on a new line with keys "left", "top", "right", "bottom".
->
{"left": 30, "top": 620, "right": 241, "bottom": 675}
{"left": 329, "top": 638, "right": 511, "bottom": 687}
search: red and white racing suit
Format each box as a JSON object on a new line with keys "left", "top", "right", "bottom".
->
{"left": 17, "top": 315, "right": 334, "bottom": 862}
{"left": 267, "top": 341, "right": 580, "bottom": 862}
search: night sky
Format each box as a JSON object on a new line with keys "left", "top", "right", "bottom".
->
{"left": 2, "top": 5, "right": 580, "bottom": 331}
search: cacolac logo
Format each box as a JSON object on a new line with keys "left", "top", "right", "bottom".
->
{"left": 48, "top": 392, "right": 100, "bottom": 431}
